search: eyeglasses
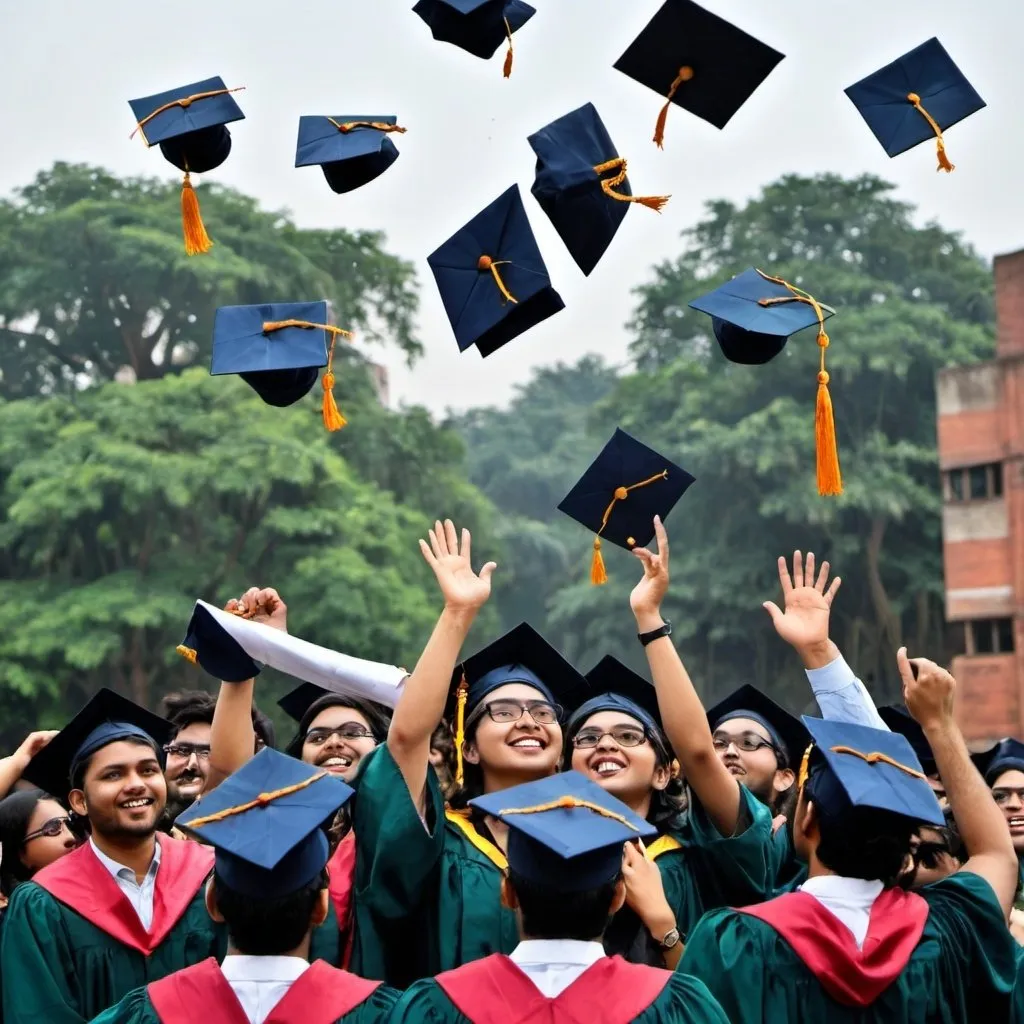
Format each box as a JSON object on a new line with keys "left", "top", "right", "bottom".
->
{"left": 912, "top": 840, "right": 952, "bottom": 870}
{"left": 481, "top": 700, "right": 562, "bottom": 726}
{"left": 992, "top": 787, "right": 1024, "bottom": 806}
{"left": 304, "top": 724, "right": 376, "bottom": 746}
{"left": 712, "top": 732, "right": 777, "bottom": 754}
{"left": 163, "top": 743, "right": 211, "bottom": 761}
{"left": 573, "top": 725, "right": 648, "bottom": 749}
{"left": 23, "top": 816, "right": 76, "bottom": 845}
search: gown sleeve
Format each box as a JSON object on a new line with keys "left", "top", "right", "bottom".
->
{"left": 387, "top": 980, "right": 465, "bottom": 1024}
{"left": 86, "top": 987, "right": 157, "bottom": 1024}
{"left": 344, "top": 984, "right": 400, "bottom": 1023}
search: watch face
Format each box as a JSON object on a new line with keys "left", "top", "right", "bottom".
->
{"left": 661, "top": 928, "right": 681, "bottom": 949}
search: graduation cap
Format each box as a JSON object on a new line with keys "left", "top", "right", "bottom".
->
{"left": 295, "top": 116, "right": 407, "bottom": 194}
{"left": 177, "top": 747, "right": 352, "bottom": 898}
{"left": 972, "top": 737, "right": 1024, "bottom": 786}
{"left": 572, "top": 655, "right": 662, "bottom": 735}
{"left": 448, "top": 622, "right": 590, "bottom": 785}
{"left": 128, "top": 77, "right": 246, "bottom": 256}
{"left": 557, "top": 427, "right": 695, "bottom": 585}
{"left": 472, "top": 770, "right": 657, "bottom": 890}
{"left": 427, "top": 184, "right": 565, "bottom": 357}
{"left": 877, "top": 705, "right": 937, "bottom": 775}
{"left": 800, "top": 716, "right": 944, "bottom": 827}
{"left": 413, "top": 0, "right": 535, "bottom": 77}
{"left": 613, "top": 0, "right": 785, "bottom": 148}
{"left": 210, "top": 301, "right": 352, "bottom": 429}
{"left": 689, "top": 267, "right": 842, "bottom": 497}
{"left": 845, "top": 37, "right": 985, "bottom": 174}
{"left": 22, "top": 688, "right": 172, "bottom": 805}
{"left": 707, "top": 684, "right": 809, "bottom": 770}
{"left": 528, "top": 103, "right": 670, "bottom": 277}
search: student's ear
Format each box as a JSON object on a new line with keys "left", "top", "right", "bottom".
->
{"left": 68, "top": 789, "right": 88, "bottom": 818}
{"left": 311, "top": 888, "right": 330, "bottom": 929}
{"left": 500, "top": 874, "right": 519, "bottom": 911}
{"left": 463, "top": 741, "right": 481, "bottom": 767}
{"left": 773, "top": 768, "right": 796, "bottom": 795}
{"left": 610, "top": 878, "right": 627, "bottom": 916}
{"left": 205, "top": 877, "right": 225, "bottom": 924}
{"left": 651, "top": 763, "right": 671, "bottom": 793}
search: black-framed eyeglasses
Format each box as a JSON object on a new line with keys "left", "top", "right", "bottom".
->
{"left": 992, "top": 787, "right": 1024, "bottom": 806}
{"left": 573, "top": 725, "right": 649, "bottom": 749}
{"left": 22, "top": 815, "right": 76, "bottom": 845}
{"left": 304, "top": 724, "right": 376, "bottom": 746}
{"left": 481, "top": 700, "right": 562, "bottom": 726}
{"left": 163, "top": 743, "right": 212, "bottom": 761}
{"left": 712, "top": 732, "right": 777, "bottom": 755}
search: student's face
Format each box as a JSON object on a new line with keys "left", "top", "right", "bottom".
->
{"left": 991, "top": 768, "right": 1024, "bottom": 854}
{"left": 301, "top": 705, "right": 377, "bottom": 782}
{"left": 72, "top": 741, "right": 167, "bottom": 839}
{"left": 463, "top": 684, "right": 563, "bottom": 779}
{"left": 19, "top": 798, "right": 80, "bottom": 874}
{"left": 712, "top": 716, "right": 793, "bottom": 806}
{"left": 164, "top": 722, "right": 211, "bottom": 806}
{"left": 570, "top": 710, "right": 668, "bottom": 807}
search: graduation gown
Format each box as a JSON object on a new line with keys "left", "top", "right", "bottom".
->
{"left": 389, "top": 953, "right": 729, "bottom": 1024}
{"left": 88, "top": 958, "right": 397, "bottom": 1024}
{"left": 680, "top": 872, "right": 1016, "bottom": 1022}
{"left": 768, "top": 822, "right": 807, "bottom": 894}
{"left": 0, "top": 835, "right": 224, "bottom": 1024}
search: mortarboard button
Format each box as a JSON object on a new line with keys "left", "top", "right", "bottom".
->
{"left": 707, "top": 684, "right": 809, "bottom": 769}
{"left": 413, "top": 0, "right": 535, "bottom": 77}
{"left": 295, "top": 115, "right": 407, "bottom": 194}
{"left": 128, "top": 77, "right": 246, "bottom": 256}
{"left": 557, "top": 428, "right": 695, "bottom": 585}
{"left": 845, "top": 37, "right": 985, "bottom": 174}
{"left": 574, "top": 656, "right": 662, "bottom": 735}
{"left": 613, "top": 0, "right": 785, "bottom": 148}
{"left": 427, "top": 184, "right": 565, "bottom": 358}
{"left": 689, "top": 267, "right": 842, "bottom": 497}
{"left": 210, "top": 301, "right": 353, "bottom": 429}
{"left": 529, "top": 103, "right": 670, "bottom": 276}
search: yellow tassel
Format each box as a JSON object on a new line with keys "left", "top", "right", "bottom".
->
{"left": 503, "top": 17, "right": 514, "bottom": 77}
{"left": 653, "top": 66, "right": 693, "bottom": 149}
{"left": 176, "top": 644, "right": 198, "bottom": 666}
{"left": 181, "top": 173, "right": 213, "bottom": 256}
{"left": 594, "top": 158, "right": 670, "bottom": 212}
{"left": 935, "top": 140, "right": 954, "bottom": 173}
{"left": 907, "top": 92, "right": 955, "bottom": 173}
{"left": 815, "top": 360, "right": 843, "bottom": 496}
{"left": 321, "top": 372, "right": 346, "bottom": 431}
{"left": 454, "top": 673, "right": 469, "bottom": 787}
{"left": 591, "top": 538, "right": 608, "bottom": 586}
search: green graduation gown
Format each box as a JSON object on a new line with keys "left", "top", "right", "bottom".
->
{"left": 680, "top": 871, "right": 1016, "bottom": 1022}
{"left": 0, "top": 836, "right": 224, "bottom": 1024}
{"left": 89, "top": 958, "right": 397, "bottom": 1024}
{"left": 389, "top": 953, "right": 729, "bottom": 1023}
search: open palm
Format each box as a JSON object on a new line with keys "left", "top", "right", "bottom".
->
{"left": 420, "top": 519, "right": 496, "bottom": 612}
{"left": 763, "top": 551, "right": 840, "bottom": 649}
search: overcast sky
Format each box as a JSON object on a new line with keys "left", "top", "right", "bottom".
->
{"left": 2, "top": 0, "right": 1021, "bottom": 415}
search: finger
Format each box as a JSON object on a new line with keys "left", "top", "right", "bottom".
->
{"left": 777, "top": 556, "right": 793, "bottom": 595}
{"left": 479, "top": 561, "right": 498, "bottom": 582}
{"left": 419, "top": 538, "right": 438, "bottom": 567}
{"left": 762, "top": 601, "right": 784, "bottom": 626}
{"left": 895, "top": 647, "right": 915, "bottom": 687}
{"left": 461, "top": 527, "right": 471, "bottom": 564}
{"left": 804, "top": 552, "right": 815, "bottom": 589}
{"left": 631, "top": 546, "right": 654, "bottom": 562}
{"left": 224, "top": 598, "right": 240, "bottom": 612}
{"left": 637, "top": 836, "right": 647, "bottom": 855}
{"left": 429, "top": 522, "right": 444, "bottom": 560}
{"left": 815, "top": 560, "right": 830, "bottom": 593}
{"left": 444, "top": 519, "right": 459, "bottom": 554}
{"left": 653, "top": 516, "right": 669, "bottom": 564}
{"left": 793, "top": 551, "right": 804, "bottom": 589}
{"left": 824, "top": 576, "right": 842, "bottom": 606}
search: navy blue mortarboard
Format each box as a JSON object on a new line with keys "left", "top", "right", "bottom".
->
{"left": 689, "top": 267, "right": 843, "bottom": 497}
{"left": 177, "top": 748, "right": 352, "bottom": 898}
{"left": 707, "top": 685, "right": 809, "bottom": 770}
{"left": 878, "top": 705, "right": 937, "bottom": 775}
{"left": 128, "top": 77, "right": 246, "bottom": 256}
{"left": 845, "top": 37, "right": 985, "bottom": 173}
{"left": 428, "top": 184, "right": 564, "bottom": 357}
{"left": 613, "top": 0, "right": 784, "bottom": 148}
{"left": 413, "top": 0, "right": 535, "bottom": 76}
{"left": 800, "top": 716, "right": 944, "bottom": 827}
{"left": 572, "top": 656, "right": 662, "bottom": 736}
{"left": 528, "top": 103, "right": 670, "bottom": 277}
{"left": 22, "top": 688, "right": 171, "bottom": 804}
{"left": 973, "top": 738, "right": 1024, "bottom": 786}
{"left": 472, "top": 771, "right": 657, "bottom": 890}
{"left": 176, "top": 603, "right": 261, "bottom": 684}
{"left": 295, "top": 116, "right": 406, "bottom": 195}
{"left": 557, "top": 427, "right": 695, "bottom": 586}
{"left": 210, "top": 301, "right": 352, "bottom": 428}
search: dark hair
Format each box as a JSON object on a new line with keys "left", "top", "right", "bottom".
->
{"left": 162, "top": 689, "right": 276, "bottom": 751}
{"left": 0, "top": 790, "right": 51, "bottom": 896}
{"left": 212, "top": 869, "right": 328, "bottom": 955}
{"left": 287, "top": 694, "right": 391, "bottom": 756}
{"left": 942, "top": 805, "right": 966, "bottom": 861}
{"left": 815, "top": 805, "right": 916, "bottom": 887}
{"left": 71, "top": 735, "right": 160, "bottom": 794}
{"left": 508, "top": 867, "right": 620, "bottom": 941}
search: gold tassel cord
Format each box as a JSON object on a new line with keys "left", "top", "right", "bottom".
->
{"left": 327, "top": 119, "right": 408, "bottom": 135}
{"left": 593, "top": 158, "right": 670, "bottom": 212}
{"left": 130, "top": 86, "right": 247, "bottom": 145}
{"left": 906, "top": 93, "right": 955, "bottom": 172}
{"left": 653, "top": 66, "right": 693, "bottom": 149}
{"left": 186, "top": 772, "right": 329, "bottom": 829}
{"left": 181, "top": 172, "right": 213, "bottom": 256}
{"left": 503, "top": 17, "right": 515, "bottom": 78}
{"left": 829, "top": 746, "right": 927, "bottom": 780}
{"left": 454, "top": 673, "right": 469, "bottom": 787}
{"left": 797, "top": 743, "right": 814, "bottom": 791}
{"left": 176, "top": 645, "right": 198, "bottom": 666}
{"left": 499, "top": 795, "right": 640, "bottom": 830}
{"left": 477, "top": 256, "right": 518, "bottom": 304}
{"left": 591, "top": 471, "right": 669, "bottom": 585}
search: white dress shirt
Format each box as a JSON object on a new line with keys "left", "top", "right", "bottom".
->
{"left": 89, "top": 838, "right": 161, "bottom": 931}
{"left": 219, "top": 955, "right": 310, "bottom": 1024}
{"left": 798, "top": 874, "right": 884, "bottom": 950}
{"left": 806, "top": 654, "right": 889, "bottom": 731}
{"left": 509, "top": 939, "right": 607, "bottom": 998}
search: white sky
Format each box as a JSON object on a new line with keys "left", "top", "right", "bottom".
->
{"left": 2, "top": 0, "right": 1021, "bottom": 415}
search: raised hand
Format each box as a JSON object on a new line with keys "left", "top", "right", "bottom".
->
{"left": 226, "top": 587, "right": 288, "bottom": 633}
{"left": 898, "top": 648, "right": 955, "bottom": 731}
{"left": 762, "top": 551, "right": 840, "bottom": 657}
{"left": 419, "top": 520, "right": 496, "bottom": 614}
{"left": 13, "top": 730, "right": 59, "bottom": 770}
{"left": 630, "top": 516, "right": 670, "bottom": 626}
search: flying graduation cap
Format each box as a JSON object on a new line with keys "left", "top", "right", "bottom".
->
{"left": 614, "top": 0, "right": 784, "bottom": 148}
{"left": 528, "top": 103, "right": 670, "bottom": 276}
{"left": 427, "top": 184, "right": 565, "bottom": 357}
{"left": 295, "top": 115, "right": 407, "bottom": 194}
{"left": 845, "top": 37, "right": 985, "bottom": 174}
{"left": 413, "top": 0, "right": 535, "bottom": 77}
{"left": 558, "top": 428, "right": 695, "bottom": 585}
{"left": 210, "top": 301, "right": 352, "bottom": 429}
{"left": 128, "top": 76, "right": 246, "bottom": 255}
{"left": 689, "top": 268, "right": 842, "bottom": 497}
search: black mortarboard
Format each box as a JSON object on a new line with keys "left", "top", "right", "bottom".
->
{"left": 613, "top": 0, "right": 784, "bottom": 148}
{"left": 295, "top": 116, "right": 406, "bottom": 194}
{"left": 845, "top": 37, "right": 985, "bottom": 173}
{"left": 128, "top": 76, "right": 245, "bottom": 256}
{"left": 973, "top": 738, "right": 1024, "bottom": 786}
{"left": 413, "top": 0, "right": 535, "bottom": 75}
{"left": 557, "top": 427, "right": 695, "bottom": 585}
{"left": 22, "top": 688, "right": 171, "bottom": 804}
{"left": 428, "top": 184, "right": 565, "bottom": 357}
{"left": 177, "top": 748, "right": 353, "bottom": 898}
{"left": 528, "top": 103, "right": 670, "bottom": 277}
{"left": 572, "top": 656, "right": 662, "bottom": 735}
{"left": 177, "top": 603, "right": 261, "bottom": 684}
{"left": 707, "top": 684, "right": 809, "bottom": 769}
{"left": 878, "top": 705, "right": 937, "bottom": 775}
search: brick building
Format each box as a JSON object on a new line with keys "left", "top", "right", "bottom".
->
{"left": 936, "top": 248, "right": 1024, "bottom": 744}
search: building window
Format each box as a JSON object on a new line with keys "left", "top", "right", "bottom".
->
{"left": 967, "top": 618, "right": 1016, "bottom": 655}
{"left": 944, "top": 463, "right": 1003, "bottom": 502}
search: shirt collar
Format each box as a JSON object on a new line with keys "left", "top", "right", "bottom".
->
{"left": 220, "top": 955, "right": 310, "bottom": 984}
{"left": 89, "top": 836, "right": 162, "bottom": 882}
{"left": 799, "top": 874, "right": 884, "bottom": 905}
{"left": 510, "top": 939, "right": 606, "bottom": 969}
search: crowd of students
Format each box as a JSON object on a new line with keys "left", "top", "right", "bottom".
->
{"left": 0, "top": 517, "right": 1021, "bottom": 1022}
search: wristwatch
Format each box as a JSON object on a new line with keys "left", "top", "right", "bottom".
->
{"left": 658, "top": 926, "right": 681, "bottom": 950}
{"left": 638, "top": 620, "right": 672, "bottom": 647}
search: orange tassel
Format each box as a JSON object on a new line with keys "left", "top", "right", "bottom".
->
{"left": 815, "top": 364, "right": 843, "bottom": 496}
{"left": 321, "top": 372, "right": 346, "bottom": 431}
{"left": 176, "top": 644, "right": 198, "bottom": 666}
{"left": 591, "top": 538, "right": 608, "bottom": 585}
{"left": 594, "top": 158, "right": 670, "bottom": 212}
{"left": 503, "top": 17, "right": 514, "bottom": 77}
{"left": 907, "top": 92, "right": 955, "bottom": 173}
{"left": 653, "top": 66, "right": 693, "bottom": 149}
{"left": 181, "top": 173, "right": 213, "bottom": 256}
{"left": 454, "top": 673, "right": 469, "bottom": 786}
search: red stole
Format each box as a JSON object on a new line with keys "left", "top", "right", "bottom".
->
{"left": 436, "top": 953, "right": 670, "bottom": 1024}
{"left": 328, "top": 831, "right": 357, "bottom": 966}
{"left": 33, "top": 834, "right": 214, "bottom": 956}
{"left": 148, "top": 957, "right": 381, "bottom": 1024}
{"left": 738, "top": 887, "right": 929, "bottom": 1007}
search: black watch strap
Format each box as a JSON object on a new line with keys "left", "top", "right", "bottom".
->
{"left": 638, "top": 621, "right": 672, "bottom": 647}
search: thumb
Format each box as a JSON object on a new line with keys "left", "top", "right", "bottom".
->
{"left": 479, "top": 562, "right": 498, "bottom": 583}
{"left": 762, "top": 601, "right": 784, "bottom": 626}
